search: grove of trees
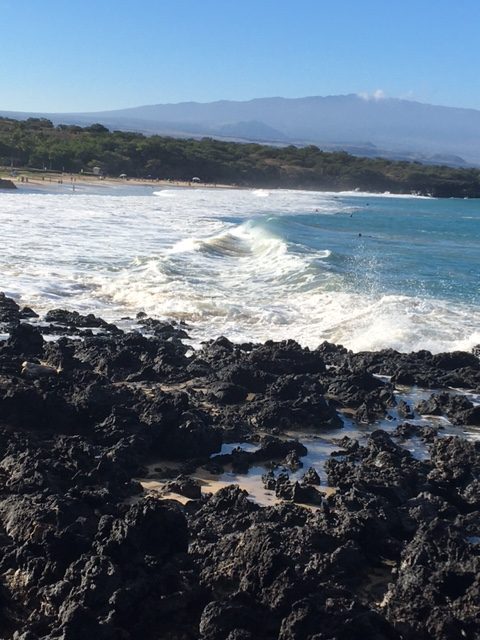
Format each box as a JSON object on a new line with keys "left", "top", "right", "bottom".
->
{"left": 2, "top": 116, "right": 480, "bottom": 197}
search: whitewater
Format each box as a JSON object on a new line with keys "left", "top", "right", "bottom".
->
{"left": 1, "top": 183, "right": 479, "bottom": 353}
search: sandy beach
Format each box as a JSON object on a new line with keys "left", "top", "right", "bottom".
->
{"left": 0, "top": 169, "right": 236, "bottom": 192}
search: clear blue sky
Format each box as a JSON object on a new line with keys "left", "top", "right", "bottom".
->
{"left": 2, "top": 0, "right": 480, "bottom": 112}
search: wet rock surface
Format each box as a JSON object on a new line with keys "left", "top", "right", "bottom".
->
{"left": 0, "top": 296, "right": 478, "bottom": 638}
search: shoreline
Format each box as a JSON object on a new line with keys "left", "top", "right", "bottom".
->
{"left": 2, "top": 168, "right": 480, "bottom": 199}
{"left": 0, "top": 169, "right": 237, "bottom": 192}
{"left": 0, "top": 292, "right": 479, "bottom": 638}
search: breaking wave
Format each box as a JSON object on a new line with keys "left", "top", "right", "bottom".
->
{"left": 1, "top": 185, "right": 478, "bottom": 353}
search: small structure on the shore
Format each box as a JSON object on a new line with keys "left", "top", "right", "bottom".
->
{"left": 119, "top": 173, "right": 128, "bottom": 179}
{"left": 192, "top": 176, "right": 201, "bottom": 183}
{"left": 92, "top": 166, "right": 101, "bottom": 176}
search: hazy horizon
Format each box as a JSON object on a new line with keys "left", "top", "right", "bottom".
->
{"left": 2, "top": 0, "right": 480, "bottom": 112}
{"left": 5, "top": 92, "right": 480, "bottom": 117}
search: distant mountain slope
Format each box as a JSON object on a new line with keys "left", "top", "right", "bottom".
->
{"left": 3, "top": 94, "right": 480, "bottom": 166}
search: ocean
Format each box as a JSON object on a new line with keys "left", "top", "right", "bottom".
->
{"left": 1, "top": 183, "right": 479, "bottom": 353}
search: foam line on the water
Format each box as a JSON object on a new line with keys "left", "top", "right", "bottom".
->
{"left": 153, "top": 190, "right": 177, "bottom": 197}
{"left": 332, "top": 190, "right": 435, "bottom": 199}
{"left": 1, "top": 186, "right": 478, "bottom": 354}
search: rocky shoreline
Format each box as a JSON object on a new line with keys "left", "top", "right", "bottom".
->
{"left": 0, "top": 292, "right": 478, "bottom": 639}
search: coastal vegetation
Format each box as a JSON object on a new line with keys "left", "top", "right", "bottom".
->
{"left": 2, "top": 116, "right": 480, "bottom": 196}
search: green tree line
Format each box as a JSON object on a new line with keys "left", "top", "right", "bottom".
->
{"left": 2, "top": 116, "right": 480, "bottom": 197}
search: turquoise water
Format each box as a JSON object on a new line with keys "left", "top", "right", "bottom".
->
{"left": 225, "top": 195, "right": 480, "bottom": 305}
{"left": 1, "top": 186, "right": 479, "bottom": 352}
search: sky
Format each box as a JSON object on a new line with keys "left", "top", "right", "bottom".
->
{"left": 2, "top": 0, "right": 480, "bottom": 113}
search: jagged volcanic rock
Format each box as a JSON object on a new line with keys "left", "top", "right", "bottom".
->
{"left": 0, "top": 295, "right": 477, "bottom": 639}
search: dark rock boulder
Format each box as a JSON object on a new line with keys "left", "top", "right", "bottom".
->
{"left": 396, "top": 399, "right": 414, "bottom": 419}
{"left": 416, "top": 392, "right": 480, "bottom": 425}
{"left": 326, "top": 430, "right": 429, "bottom": 504}
{"left": 164, "top": 474, "right": 202, "bottom": 499}
{"left": 385, "top": 518, "right": 480, "bottom": 639}
{"left": 301, "top": 467, "right": 321, "bottom": 486}
{"left": 19, "top": 306, "right": 39, "bottom": 319}
{"left": 392, "top": 422, "right": 439, "bottom": 442}
{"left": 208, "top": 381, "right": 249, "bottom": 405}
{"left": 246, "top": 340, "right": 327, "bottom": 376}
{"left": 5, "top": 323, "right": 44, "bottom": 359}
{"left": 431, "top": 350, "right": 480, "bottom": 371}
{"left": 136, "top": 316, "right": 190, "bottom": 339}
{"left": 278, "top": 593, "right": 400, "bottom": 640}
{"left": 0, "top": 293, "right": 20, "bottom": 325}
{"left": 219, "top": 363, "right": 269, "bottom": 393}
{"left": 199, "top": 596, "right": 274, "bottom": 640}
{"left": 250, "top": 379, "right": 341, "bottom": 431}
{"left": 96, "top": 498, "right": 187, "bottom": 561}
{"left": 428, "top": 436, "right": 480, "bottom": 508}
{"left": 44, "top": 309, "right": 120, "bottom": 333}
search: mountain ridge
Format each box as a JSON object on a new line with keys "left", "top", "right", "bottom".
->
{"left": 2, "top": 94, "right": 480, "bottom": 166}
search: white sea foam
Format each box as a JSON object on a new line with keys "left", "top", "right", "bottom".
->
{"left": 153, "top": 190, "right": 177, "bottom": 197}
{"left": 0, "top": 186, "right": 477, "bottom": 353}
